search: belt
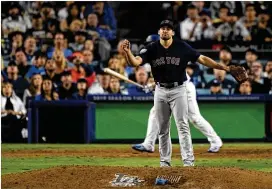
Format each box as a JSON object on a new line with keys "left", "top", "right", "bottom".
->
{"left": 156, "top": 81, "right": 183, "bottom": 89}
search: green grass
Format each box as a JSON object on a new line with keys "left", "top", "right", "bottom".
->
{"left": 2, "top": 144, "right": 272, "bottom": 175}
{"left": 2, "top": 143, "right": 271, "bottom": 151}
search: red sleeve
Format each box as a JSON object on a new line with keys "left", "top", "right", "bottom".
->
{"left": 85, "top": 72, "right": 96, "bottom": 87}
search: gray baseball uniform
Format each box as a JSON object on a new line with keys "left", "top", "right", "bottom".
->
{"left": 138, "top": 39, "right": 200, "bottom": 166}
{"left": 143, "top": 77, "right": 222, "bottom": 152}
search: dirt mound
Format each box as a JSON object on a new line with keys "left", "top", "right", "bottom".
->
{"left": 2, "top": 166, "right": 272, "bottom": 189}
{"left": 3, "top": 146, "right": 272, "bottom": 159}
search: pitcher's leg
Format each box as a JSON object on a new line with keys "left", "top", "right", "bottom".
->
{"left": 154, "top": 87, "right": 172, "bottom": 165}
{"left": 170, "top": 85, "right": 194, "bottom": 166}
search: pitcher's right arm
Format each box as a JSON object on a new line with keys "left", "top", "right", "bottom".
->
{"left": 122, "top": 39, "right": 143, "bottom": 67}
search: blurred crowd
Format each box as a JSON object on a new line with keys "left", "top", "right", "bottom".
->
{"left": 1, "top": 1, "right": 272, "bottom": 142}
{"left": 165, "top": 2, "right": 272, "bottom": 44}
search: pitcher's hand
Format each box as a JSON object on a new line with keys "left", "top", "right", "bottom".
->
{"left": 122, "top": 39, "right": 131, "bottom": 53}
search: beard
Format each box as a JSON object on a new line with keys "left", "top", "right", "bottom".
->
{"left": 161, "top": 36, "right": 171, "bottom": 41}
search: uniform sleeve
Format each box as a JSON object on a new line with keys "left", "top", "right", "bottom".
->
{"left": 138, "top": 44, "right": 151, "bottom": 64}
{"left": 183, "top": 41, "right": 201, "bottom": 63}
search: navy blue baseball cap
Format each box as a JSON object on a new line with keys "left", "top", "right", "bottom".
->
{"left": 160, "top": 20, "right": 174, "bottom": 30}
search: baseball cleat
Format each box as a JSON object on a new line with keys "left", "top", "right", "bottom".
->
{"left": 208, "top": 138, "right": 223, "bottom": 153}
{"left": 160, "top": 161, "right": 171, "bottom": 167}
{"left": 208, "top": 146, "right": 222, "bottom": 153}
{"left": 183, "top": 160, "right": 194, "bottom": 167}
{"left": 131, "top": 144, "right": 154, "bottom": 153}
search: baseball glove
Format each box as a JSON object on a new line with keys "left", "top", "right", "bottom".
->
{"left": 229, "top": 65, "right": 249, "bottom": 83}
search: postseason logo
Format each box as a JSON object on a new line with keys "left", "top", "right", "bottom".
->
{"left": 156, "top": 175, "right": 182, "bottom": 184}
{"left": 110, "top": 173, "right": 145, "bottom": 187}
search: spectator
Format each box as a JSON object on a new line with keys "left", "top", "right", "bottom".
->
{"left": 35, "top": 77, "right": 59, "bottom": 101}
{"left": 47, "top": 32, "right": 73, "bottom": 58}
{"left": 25, "top": 53, "right": 46, "bottom": 80}
{"left": 207, "top": 46, "right": 238, "bottom": 74}
{"left": 108, "top": 57, "right": 126, "bottom": 77}
{"left": 250, "top": 61, "right": 270, "bottom": 93}
{"left": 60, "top": 3, "right": 85, "bottom": 32}
{"left": 2, "top": 3, "right": 32, "bottom": 35}
{"left": 240, "top": 48, "right": 258, "bottom": 71}
{"left": 24, "top": 36, "right": 37, "bottom": 62}
{"left": 45, "top": 18, "right": 60, "bottom": 38}
{"left": 128, "top": 67, "right": 150, "bottom": 95}
{"left": 58, "top": 1, "right": 75, "bottom": 21}
{"left": 88, "top": 72, "right": 110, "bottom": 94}
{"left": 251, "top": 9, "right": 272, "bottom": 43}
{"left": 164, "top": 1, "right": 187, "bottom": 23}
{"left": 6, "top": 62, "right": 29, "bottom": 100}
{"left": 86, "top": 12, "right": 115, "bottom": 41}
{"left": 26, "top": 13, "right": 46, "bottom": 41}
{"left": 42, "top": 59, "right": 62, "bottom": 86}
{"left": 72, "top": 78, "right": 88, "bottom": 100}
{"left": 84, "top": 39, "right": 94, "bottom": 51}
{"left": 19, "top": 2, "right": 43, "bottom": 16}
{"left": 58, "top": 70, "right": 77, "bottom": 100}
{"left": 2, "top": 65, "right": 8, "bottom": 82}
{"left": 1, "top": 81, "right": 27, "bottom": 143}
{"left": 251, "top": 61, "right": 264, "bottom": 84}
{"left": 52, "top": 50, "right": 68, "bottom": 74}
{"left": 69, "top": 30, "right": 87, "bottom": 52}
{"left": 115, "top": 40, "right": 134, "bottom": 76}
{"left": 206, "top": 69, "right": 236, "bottom": 89}
{"left": 192, "top": 1, "right": 211, "bottom": 17}
{"left": 135, "top": 67, "right": 148, "bottom": 86}
{"left": 258, "top": 8, "right": 272, "bottom": 29}
{"left": 23, "top": 73, "right": 43, "bottom": 106}
{"left": 245, "top": 63, "right": 266, "bottom": 94}
{"left": 70, "top": 52, "right": 96, "bottom": 87}
{"left": 237, "top": 80, "right": 252, "bottom": 95}
{"left": 14, "top": 48, "right": 31, "bottom": 77}
{"left": 194, "top": 12, "right": 216, "bottom": 41}
{"left": 82, "top": 49, "right": 94, "bottom": 66}
{"left": 210, "top": 79, "right": 224, "bottom": 95}
{"left": 238, "top": 3, "right": 258, "bottom": 33}
{"left": 40, "top": 2, "right": 56, "bottom": 23}
{"left": 84, "top": 2, "right": 117, "bottom": 34}
{"left": 84, "top": 39, "right": 101, "bottom": 62}
{"left": 212, "top": 5, "right": 230, "bottom": 28}
{"left": 210, "top": 2, "right": 243, "bottom": 19}
{"left": 108, "top": 77, "right": 127, "bottom": 95}
{"left": 179, "top": 4, "right": 200, "bottom": 41}
{"left": 216, "top": 12, "right": 251, "bottom": 42}
{"left": 82, "top": 49, "right": 102, "bottom": 74}
{"left": 68, "top": 19, "right": 84, "bottom": 35}
{"left": 8, "top": 31, "right": 24, "bottom": 58}
{"left": 264, "top": 61, "right": 272, "bottom": 78}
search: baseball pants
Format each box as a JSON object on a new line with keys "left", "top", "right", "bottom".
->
{"left": 154, "top": 83, "right": 194, "bottom": 166}
{"left": 145, "top": 82, "right": 221, "bottom": 159}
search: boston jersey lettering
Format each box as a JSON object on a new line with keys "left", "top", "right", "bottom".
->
{"left": 138, "top": 39, "right": 200, "bottom": 83}
{"left": 152, "top": 57, "right": 180, "bottom": 67}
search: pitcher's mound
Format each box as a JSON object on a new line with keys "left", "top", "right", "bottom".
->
{"left": 2, "top": 166, "right": 272, "bottom": 189}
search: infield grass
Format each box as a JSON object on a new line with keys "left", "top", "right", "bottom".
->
{"left": 2, "top": 143, "right": 272, "bottom": 175}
